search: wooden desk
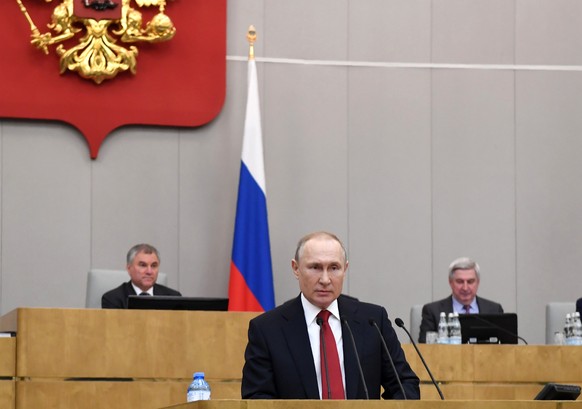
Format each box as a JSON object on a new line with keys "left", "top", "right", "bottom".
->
{"left": 401, "top": 344, "right": 582, "bottom": 400}
{"left": 0, "top": 308, "right": 581, "bottom": 409}
{"left": 0, "top": 337, "right": 15, "bottom": 409}
{"left": 0, "top": 308, "right": 258, "bottom": 409}
{"left": 0, "top": 308, "right": 257, "bottom": 379}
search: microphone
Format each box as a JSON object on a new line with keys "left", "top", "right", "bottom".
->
{"left": 316, "top": 316, "right": 332, "bottom": 399}
{"left": 394, "top": 317, "right": 445, "bottom": 400}
{"left": 470, "top": 314, "right": 528, "bottom": 345}
{"left": 368, "top": 318, "right": 407, "bottom": 400}
{"left": 340, "top": 316, "right": 369, "bottom": 400}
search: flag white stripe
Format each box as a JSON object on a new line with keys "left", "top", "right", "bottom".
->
{"left": 241, "top": 59, "right": 266, "bottom": 194}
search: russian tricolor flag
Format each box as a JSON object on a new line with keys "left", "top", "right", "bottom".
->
{"left": 228, "top": 56, "right": 275, "bottom": 312}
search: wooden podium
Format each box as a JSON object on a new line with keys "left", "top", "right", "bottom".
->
{"left": 0, "top": 308, "right": 581, "bottom": 409}
{"left": 162, "top": 400, "right": 582, "bottom": 409}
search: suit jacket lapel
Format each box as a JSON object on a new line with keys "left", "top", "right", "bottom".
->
{"left": 338, "top": 295, "right": 363, "bottom": 399}
{"left": 281, "top": 297, "right": 320, "bottom": 399}
{"left": 442, "top": 295, "right": 454, "bottom": 314}
{"left": 122, "top": 281, "right": 137, "bottom": 308}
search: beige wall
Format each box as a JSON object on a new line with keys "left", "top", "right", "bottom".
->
{"left": 0, "top": 0, "right": 581, "bottom": 345}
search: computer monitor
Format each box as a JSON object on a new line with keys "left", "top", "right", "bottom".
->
{"left": 534, "top": 383, "right": 581, "bottom": 400}
{"left": 458, "top": 313, "right": 518, "bottom": 344}
{"left": 127, "top": 295, "right": 229, "bottom": 311}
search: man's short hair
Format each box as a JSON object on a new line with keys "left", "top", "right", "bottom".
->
{"left": 127, "top": 244, "right": 160, "bottom": 265}
{"left": 293, "top": 231, "right": 347, "bottom": 264}
{"left": 448, "top": 257, "right": 480, "bottom": 280}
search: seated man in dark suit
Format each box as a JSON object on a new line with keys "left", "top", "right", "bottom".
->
{"left": 242, "top": 231, "right": 420, "bottom": 400}
{"left": 418, "top": 257, "right": 504, "bottom": 343}
{"left": 101, "top": 243, "right": 181, "bottom": 309}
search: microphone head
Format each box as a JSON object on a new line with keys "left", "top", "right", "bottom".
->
{"left": 394, "top": 318, "right": 405, "bottom": 328}
{"left": 316, "top": 317, "right": 323, "bottom": 326}
{"left": 368, "top": 318, "right": 376, "bottom": 326}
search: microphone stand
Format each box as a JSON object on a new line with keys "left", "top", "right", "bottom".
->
{"left": 394, "top": 318, "right": 445, "bottom": 400}
{"left": 341, "top": 317, "right": 369, "bottom": 399}
{"left": 369, "top": 319, "right": 407, "bottom": 400}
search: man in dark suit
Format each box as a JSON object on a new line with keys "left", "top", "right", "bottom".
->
{"left": 418, "top": 257, "right": 504, "bottom": 343}
{"left": 101, "top": 243, "right": 181, "bottom": 309}
{"left": 242, "top": 231, "right": 420, "bottom": 400}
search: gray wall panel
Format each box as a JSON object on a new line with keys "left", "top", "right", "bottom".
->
{"left": 264, "top": 0, "right": 348, "bottom": 60}
{"left": 263, "top": 63, "right": 348, "bottom": 304}
{"left": 433, "top": 0, "right": 515, "bottom": 64}
{"left": 432, "top": 69, "right": 516, "bottom": 312}
{"left": 1, "top": 122, "right": 90, "bottom": 310}
{"left": 91, "top": 128, "right": 180, "bottom": 289}
{"left": 349, "top": 0, "right": 431, "bottom": 63}
{"left": 177, "top": 61, "right": 245, "bottom": 298}
{"left": 516, "top": 71, "right": 582, "bottom": 343}
{"left": 516, "top": 0, "right": 582, "bottom": 65}
{"left": 347, "top": 67, "right": 432, "bottom": 332}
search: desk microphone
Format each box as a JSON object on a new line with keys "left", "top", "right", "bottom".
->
{"left": 470, "top": 314, "right": 528, "bottom": 345}
{"left": 394, "top": 317, "right": 445, "bottom": 400}
{"left": 316, "top": 316, "right": 332, "bottom": 399}
{"left": 368, "top": 318, "right": 407, "bottom": 400}
{"left": 341, "top": 316, "right": 369, "bottom": 400}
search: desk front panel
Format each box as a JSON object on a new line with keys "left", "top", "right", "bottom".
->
{"left": 0, "top": 308, "right": 258, "bottom": 379}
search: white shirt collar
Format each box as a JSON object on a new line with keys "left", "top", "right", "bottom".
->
{"left": 452, "top": 296, "right": 478, "bottom": 314}
{"left": 132, "top": 283, "right": 153, "bottom": 296}
{"left": 300, "top": 293, "right": 340, "bottom": 323}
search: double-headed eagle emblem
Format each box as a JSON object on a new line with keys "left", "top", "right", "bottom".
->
{"left": 16, "top": 0, "right": 176, "bottom": 83}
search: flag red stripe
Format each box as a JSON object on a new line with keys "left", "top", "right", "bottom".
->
{"left": 228, "top": 261, "right": 263, "bottom": 312}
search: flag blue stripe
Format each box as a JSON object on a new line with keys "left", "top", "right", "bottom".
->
{"left": 231, "top": 162, "right": 275, "bottom": 310}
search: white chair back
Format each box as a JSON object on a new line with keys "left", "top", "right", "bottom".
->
{"left": 546, "top": 302, "right": 576, "bottom": 344}
{"left": 410, "top": 304, "right": 423, "bottom": 343}
{"left": 85, "top": 269, "right": 168, "bottom": 309}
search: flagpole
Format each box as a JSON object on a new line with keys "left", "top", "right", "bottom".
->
{"left": 228, "top": 25, "right": 275, "bottom": 312}
{"left": 247, "top": 25, "right": 256, "bottom": 61}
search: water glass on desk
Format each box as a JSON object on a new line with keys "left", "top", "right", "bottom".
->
{"left": 426, "top": 331, "right": 438, "bottom": 344}
{"left": 554, "top": 331, "right": 565, "bottom": 345}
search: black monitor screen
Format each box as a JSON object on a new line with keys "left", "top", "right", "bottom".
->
{"left": 127, "top": 296, "right": 229, "bottom": 311}
{"left": 458, "top": 313, "right": 518, "bottom": 344}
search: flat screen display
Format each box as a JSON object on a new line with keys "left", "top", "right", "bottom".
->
{"left": 458, "top": 313, "right": 518, "bottom": 344}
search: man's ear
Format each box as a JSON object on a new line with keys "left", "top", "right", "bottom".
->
{"left": 291, "top": 259, "right": 299, "bottom": 279}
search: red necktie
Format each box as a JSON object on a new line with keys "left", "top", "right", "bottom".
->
{"left": 318, "top": 310, "right": 345, "bottom": 399}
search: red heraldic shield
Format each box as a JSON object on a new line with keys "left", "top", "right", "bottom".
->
{"left": 0, "top": 0, "right": 226, "bottom": 158}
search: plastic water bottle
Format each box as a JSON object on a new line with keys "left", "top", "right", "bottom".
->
{"left": 437, "top": 312, "right": 449, "bottom": 344}
{"left": 572, "top": 312, "right": 582, "bottom": 346}
{"left": 187, "top": 372, "right": 211, "bottom": 402}
{"left": 564, "top": 313, "right": 573, "bottom": 345}
{"left": 449, "top": 312, "right": 462, "bottom": 344}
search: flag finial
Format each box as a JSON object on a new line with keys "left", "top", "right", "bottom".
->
{"left": 247, "top": 25, "right": 257, "bottom": 60}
